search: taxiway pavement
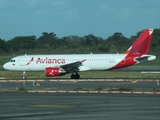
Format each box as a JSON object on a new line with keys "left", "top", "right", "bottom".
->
{"left": 0, "top": 93, "right": 160, "bottom": 120}
{"left": 0, "top": 80, "right": 159, "bottom": 91}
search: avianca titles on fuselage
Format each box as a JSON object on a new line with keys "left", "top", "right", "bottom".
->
{"left": 3, "top": 29, "right": 156, "bottom": 79}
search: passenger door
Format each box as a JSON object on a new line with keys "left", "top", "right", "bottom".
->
{"left": 20, "top": 56, "right": 25, "bottom": 66}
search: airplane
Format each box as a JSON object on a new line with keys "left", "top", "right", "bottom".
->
{"left": 3, "top": 29, "right": 156, "bottom": 79}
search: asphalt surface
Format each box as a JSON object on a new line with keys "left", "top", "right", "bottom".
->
{"left": 0, "top": 80, "right": 160, "bottom": 91}
{"left": 0, "top": 93, "right": 160, "bottom": 120}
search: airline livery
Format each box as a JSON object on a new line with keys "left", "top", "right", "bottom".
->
{"left": 3, "top": 29, "right": 156, "bottom": 79}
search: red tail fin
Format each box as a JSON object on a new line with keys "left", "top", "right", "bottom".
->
{"left": 124, "top": 29, "right": 153, "bottom": 55}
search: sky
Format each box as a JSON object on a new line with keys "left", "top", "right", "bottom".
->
{"left": 0, "top": 0, "right": 160, "bottom": 40}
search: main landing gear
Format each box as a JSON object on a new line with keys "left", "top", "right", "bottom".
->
{"left": 22, "top": 71, "right": 26, "bottom": 79}
{"left": 71, "top": 72, "right": 80, "bottom": 79}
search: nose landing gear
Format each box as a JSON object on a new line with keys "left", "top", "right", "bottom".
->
{"left": 22, "top": 71, "right": 26, "bottom": 79}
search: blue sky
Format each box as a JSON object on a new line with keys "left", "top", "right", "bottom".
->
{"left": 0, "top": 0, "right": 159, "bottom": 40}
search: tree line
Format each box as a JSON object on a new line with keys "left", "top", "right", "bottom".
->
{"left": 0, "top": 29, "right": 160, "bottom": 56}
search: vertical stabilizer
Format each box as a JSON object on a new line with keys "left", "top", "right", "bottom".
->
{"left": 124, "top": 29, "right": 153, "bottom": 55}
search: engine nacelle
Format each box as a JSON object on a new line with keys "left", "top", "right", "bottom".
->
{"left": 45, "top": 67, "right": 66, "bottom": 76}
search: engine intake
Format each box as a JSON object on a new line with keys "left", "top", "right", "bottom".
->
{"left": 45, "top": 67, "right": 66, "bottom": 76}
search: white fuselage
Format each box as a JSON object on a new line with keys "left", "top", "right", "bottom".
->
{"left": 3, "top": 54, "right": 128, "bottom": 71}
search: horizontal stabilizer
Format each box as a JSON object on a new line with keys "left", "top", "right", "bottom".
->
{"left": 135, "top": 55, "right": 156, "bottom": 63}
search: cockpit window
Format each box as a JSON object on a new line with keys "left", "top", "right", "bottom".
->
{"left": 10, "top": 60, "right": 15, "bottom": 62}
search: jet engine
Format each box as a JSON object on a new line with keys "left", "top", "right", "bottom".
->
{"left": 45, "top": 67, "right": 66, "bottom": 76}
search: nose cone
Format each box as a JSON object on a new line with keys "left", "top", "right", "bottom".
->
{"left": 3, "top": 62, "right": 10, "bottom": 70}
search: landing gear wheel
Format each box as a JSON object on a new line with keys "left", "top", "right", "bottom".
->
{"left": 71, "top": 73, "right": 80, "bottom": 79}
{"left": 71, "top": 74, "right": 74, "bottom": 79}
{"left": 76, "top": 74, "right": 80, "bottom": 79}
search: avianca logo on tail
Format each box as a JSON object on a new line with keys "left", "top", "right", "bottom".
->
{"left": 123, "top": 29, "right": 153, "bottom": 55}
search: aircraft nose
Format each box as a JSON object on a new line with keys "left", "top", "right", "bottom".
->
{"left": 3, "top": 62, "right": 10, "bottom": 70}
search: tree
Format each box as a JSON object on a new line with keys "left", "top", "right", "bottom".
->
{"left": 6, "top": 36, "right": 36, "bottom": 52}
{"left": 36, "top": 32, "right": 58, "bottom": 48}
{"left": 107, "top": 32, "right": 129, "bottom": 52}
{"left": 0, "top": 38, "right": 7, "bottom": 53}
{"left": 150, "top": 29, "right": 160, "bottom": 54}
{"left": 83, "top": 34, "right": 100, "bottom": 46}
{"left": 1, "top": 29, "right": 160, "bottom": 55}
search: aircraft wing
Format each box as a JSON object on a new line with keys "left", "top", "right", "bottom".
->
{"left": 48, "top": 61, "right": 83, "bottom": 72}
{"left": 60, "top": 61, "right": 82, "bottom": 72}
